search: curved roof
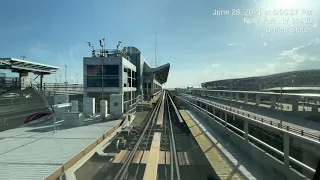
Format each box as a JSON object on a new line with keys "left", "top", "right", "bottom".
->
{"left": 202, "top": 69, "right": 320, "bottom": 90}
{"left": 123, "top": 46, "right": 141, "bottom": 54}
{"left": 203, "top": 69, "right": 320, "bottom": 85}
{"left": 144, "top": 63, "right": 170, "bottom": 84}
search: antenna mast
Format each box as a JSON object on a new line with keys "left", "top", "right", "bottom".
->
{"left": 87, "top": 42, "right": 96, "bottom": 57}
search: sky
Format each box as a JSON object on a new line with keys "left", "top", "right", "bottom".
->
{"left": 0, "top": 0, "right": 320, "bottom": 88}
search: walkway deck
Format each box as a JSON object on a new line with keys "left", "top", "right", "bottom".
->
{"left": 180, "top": 110, "right": 270, "bottom": 180}
{"left": 0, "top": 118, "right": 122, "bottom": 180}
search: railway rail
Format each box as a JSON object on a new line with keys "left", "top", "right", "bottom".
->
{"left": 76, "top": 91, "right": 217, "bottom": 180}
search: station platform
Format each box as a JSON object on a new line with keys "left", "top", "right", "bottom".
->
{"left": 0, "top": 117, "right": 122, "bottom": 180}
{"left": 184, "top": 93, "right": 320, "bottom": 135}
{"left": 179, "top": 110, "right": 271, "bottom": 180}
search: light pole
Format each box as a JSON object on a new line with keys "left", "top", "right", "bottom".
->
{"left": 76, "top": 74, "right": 78, "bottom": 84}
{"left": 64, "top": 65, "right": 67, "bottom": 84}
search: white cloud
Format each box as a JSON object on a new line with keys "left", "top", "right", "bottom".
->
{"left": 211, "top": 63, "right": 219, "bottom": 67}
{"left": 228, "top": 43, "right": 245, "bottom": 47}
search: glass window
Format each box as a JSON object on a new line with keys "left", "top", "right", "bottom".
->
{"left": 127, "top": 77, "right": 131, "bottom": 87}
{"left": 103, "top": 65, "right": 119, "bottom": 75}
{"left": 103, "top": 77, "right": 119, "bottom": 87}
{"left": 87, "top": 65, "right": 102, "bottom": 76}
{"left": 87, "top": 76, "right": 102, "bottom": 87}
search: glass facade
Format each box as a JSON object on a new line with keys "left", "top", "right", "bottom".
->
{"left": 87, "top": 65, "right": 120, "bottom": 87}
{"left": 103, "top": 65, "right": 119, "bottom": 75}
{"left": 87, "top": 65, "right": 102, "bottom": 76}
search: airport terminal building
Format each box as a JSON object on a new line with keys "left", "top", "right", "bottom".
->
{"left": 83, "top": 46, "right": 170, "bottom": 112}
{"left": 201, "top": 69, "right": 320, "bottom": 92}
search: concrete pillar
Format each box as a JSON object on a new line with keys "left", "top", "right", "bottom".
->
{"left": 229, "top": 92, "right": 233, "bottom": 100}
{"left": 271, "top": 95, "right": 276, "bottom": 108}
{"left": 223, "top": 92, "right": 226, "bottom": 98}
{"left": 292, "top": 96, "right": 298, "bottom": 112}
{"left": 212, "top": 107, "right": 216, "bottom": 120}
{"left": 312, "top": 104, "right": 318, "bottom": 113}
{"left": 283, "top": 132, "right": 289, "bottom": 166}
{"left": 244, "top": 93, "right": 248, "bottom": 103}
{"left": 244, "top": 119, "right": 249, "bottom": 141}
{"left": 18, "top": 71, "right": 28, "bottom": 89}
{"left": 224, "top": 111, "right": 228, "bottom": 130}
{"left": 256, "top": 94, "right": 260, "bottom": 105}
{"left": 235, "top": 93, "right": 239, "bottom": 101}
{"left": 40, "top": 74, "right": 44, "bottom": 91}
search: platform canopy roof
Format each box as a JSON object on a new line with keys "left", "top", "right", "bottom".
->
{"left": 0, "top": 58, "right": 60, "bottom": 74}
{"left": 144, "top": 63, "right": 170, "bottom": 84}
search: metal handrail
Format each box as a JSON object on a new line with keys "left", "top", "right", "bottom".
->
{"left": 176, "top": 95, "right": 317, "bottom": 175}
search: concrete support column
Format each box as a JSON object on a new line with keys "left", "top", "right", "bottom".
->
{"left": 40, "top": 74, "right": 44, "bottom": 91}
{"left": 256, "top": 94, "right": 260, "bottom": 105}
{"left": 235, "top": 93, "right": 239, "bottom": 101}
{"left": 283, "top": 132, "right": 289, "bottom": 166}
{"left": 244, "top": 119, "right": 249, "bottom": 141}
{"left": 312, "top": 105, "right": 318, "bottom": 113}
{"left": 18, "top": 71, "right": 28, "bottom": 89}
{"left": 244, "top": 93, "right": 248, "bottom": 103}
{"left": 271, "top": 95, "right": 276, "bottom": 108}
{"left": 223, "top": 92, "right": 226, "bottom": 98}
{"left": 206, "top": 103, "right": 210, "bottom": 119}
{"left": 224, "top": 111, "right": 228, "bottom": 130}
{"left": 212, "top": 107, "right": 216, "bottom": 120}
{"left": 292, "top": 96, "right": 298, "bottom": 112}
{"left": 229, "top": 93, "right": 233, "bottom": 101}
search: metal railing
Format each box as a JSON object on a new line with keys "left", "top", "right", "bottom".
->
{"left": 123, "top": 95, "right": 143, "bottom": 116}
{"left": 184, "top": 93, "right": 320, "bottom": 141}
{"left": 175, "top": 95, "right": 318, "bottom": 177}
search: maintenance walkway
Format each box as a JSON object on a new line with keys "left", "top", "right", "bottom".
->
{"left": 180, "top": 110, "right": 271, "bottom": 180}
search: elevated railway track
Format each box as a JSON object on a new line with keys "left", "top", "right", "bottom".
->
{"left": 75, "top": 91, "right": 218, "bottom": 180}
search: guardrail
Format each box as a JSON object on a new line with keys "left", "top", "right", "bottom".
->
{"left": 183, "top": 93, "right": 320, "bottom": 141}
{"left": 175, "top": 95, "right": 318, "bottom": 177}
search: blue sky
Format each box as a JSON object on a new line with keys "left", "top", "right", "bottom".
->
{"left": 0, "top": 0, "right": 319, "bottom": 88}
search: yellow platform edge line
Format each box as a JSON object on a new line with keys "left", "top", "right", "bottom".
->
{"left": 179, "top": 110, "right": 245, "bottom": 180}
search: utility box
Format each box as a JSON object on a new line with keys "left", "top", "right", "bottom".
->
{"left": 110, "top": 94, "right": 123, "bottom": 118}
{"left": 71, "top": 100, "right": 78, "bottom": 112}
{"left": 100, "top": 100, "right": 108, "bottom": 118}
{"left": 62, "top": 112, "right": 84, "bottom": 126}
{"left": 53, "top": 103, "right": 71, "bottom": 120}
{"left": 83, "top": 97, "right": 95, "bottom": 115}
{"left": 54, "top": 94, "right": 69, "bottom": 104}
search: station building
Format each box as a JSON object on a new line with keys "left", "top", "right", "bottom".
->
{"left": 83, "top": 46, "right": 170, "bottom": 113}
